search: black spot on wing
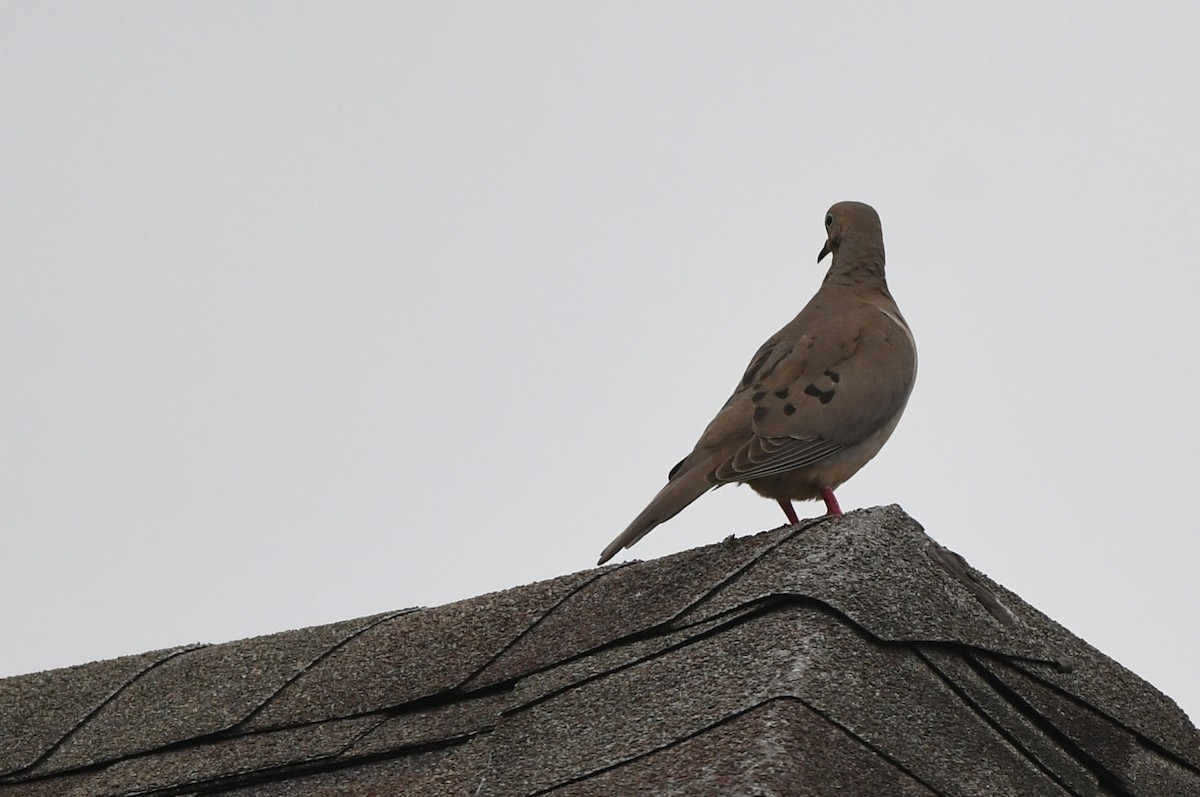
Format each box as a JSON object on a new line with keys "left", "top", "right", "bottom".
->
{"left": 804, "top": 384, "right": 834, "bottom": 404}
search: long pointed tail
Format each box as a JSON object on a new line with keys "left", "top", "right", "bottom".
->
{"left": 597, "top": 468, "right": 712, "bottom": 565}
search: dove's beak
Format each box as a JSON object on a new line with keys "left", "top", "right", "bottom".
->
{"left": 818, "top": 241, "right": 831, "bottom": 262}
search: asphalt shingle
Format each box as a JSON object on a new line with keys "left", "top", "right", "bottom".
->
{"left": 0, "top": 505, "right": 1195, "bottom": 796}
{"left": 0, "top": 646, "right": 191, "bottom": 777}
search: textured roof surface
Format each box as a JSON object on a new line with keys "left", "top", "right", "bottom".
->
{"left": 2, "top": 506, "right": 1197, "bottom": 796}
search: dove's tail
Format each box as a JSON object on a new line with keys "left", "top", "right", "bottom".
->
{"left": 597, "top": 467, "right": 713, "bottom": 565}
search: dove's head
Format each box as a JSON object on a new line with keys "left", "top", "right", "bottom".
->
{"left": 818, "top": 201, "right": 884, "bottom": 265}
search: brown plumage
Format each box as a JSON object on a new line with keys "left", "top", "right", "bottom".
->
{"left": 597, "top": 201, "right": 916, "bottom": 565}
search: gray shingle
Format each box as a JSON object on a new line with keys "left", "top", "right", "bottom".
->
{"left": 24, "top": 613, "right": 392, "bottom": 777}
{"left": 0, "top": 646, "right": 191, "bottom": 776}
{"left": 244, "top": 570, "right": 594, "bottom": 730}
{"left": 464, "top": 535, "right": 777, "bottom": 692}
{"left": 547, "top": 699, "right": 941, "bottom": 797}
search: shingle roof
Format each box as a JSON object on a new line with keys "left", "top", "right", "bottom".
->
{"left": 2, "top": 505, "right": 1196, "bottom": 796}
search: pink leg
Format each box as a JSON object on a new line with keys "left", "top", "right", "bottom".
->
{"left": 778, "top": 499, "right": 800, "bottom": 525}
{"left": 820, "top": 487, "right": 843, "bottom": 516}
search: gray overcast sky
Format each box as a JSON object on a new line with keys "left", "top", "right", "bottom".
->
{"left": 3, "top": 4, "right": 1198, "bottom": 723}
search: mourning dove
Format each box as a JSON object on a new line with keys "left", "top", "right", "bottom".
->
{"left": 597, "top": 201, "right": 916, "bottom": 565}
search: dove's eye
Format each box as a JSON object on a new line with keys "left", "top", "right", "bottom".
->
{"left": 825, "top": 214, "right": 833, "bottom": 227}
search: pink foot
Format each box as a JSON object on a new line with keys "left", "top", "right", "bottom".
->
{"left": 820, "top": 487, "right": 843, "bottom": 516}
{"left": 777, "top": 499, "right": 800, "bottom": 525}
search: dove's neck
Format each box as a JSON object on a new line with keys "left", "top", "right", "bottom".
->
{"left": 824, "top": 235, "right": 886, "bottom": 287}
